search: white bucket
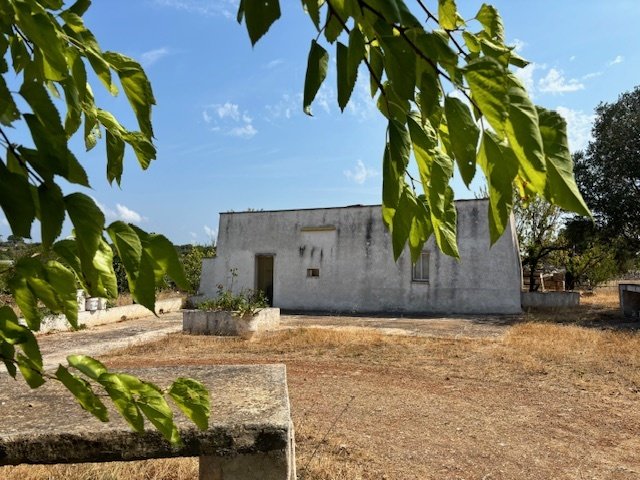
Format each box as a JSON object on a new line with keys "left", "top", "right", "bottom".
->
{"left": 85, "top": 297, "right": 99, "bottom": 311}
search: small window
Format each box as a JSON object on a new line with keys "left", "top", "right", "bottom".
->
{"left": 412, "top": 252, "right": 430, "bottom": 282}
{"left": 307, "top": 268, "right": 320, "bottom": 278}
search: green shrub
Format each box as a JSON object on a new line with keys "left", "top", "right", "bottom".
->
{"left": 197, "top": 287, "right": 268, "bottom": 317}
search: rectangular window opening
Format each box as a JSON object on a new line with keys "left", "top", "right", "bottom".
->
{"left": 307, "top": 268, "right": 320, "bottom": 278}
{"left": 412, "top": 252, "right": 430, "bottom": 282}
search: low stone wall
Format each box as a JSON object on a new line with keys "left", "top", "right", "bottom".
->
{"left": 36, "top": 297, "right": 184, "bottom": 334}
{"left": 619, "top": 284, "right": 640, "bottom": 318}
{"left": 521, "top": 291, "right": 580, "bottom": 310}
{"left": 183, "top": 308, "right": 280, "bottom": 339}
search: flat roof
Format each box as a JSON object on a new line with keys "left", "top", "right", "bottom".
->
{"left": 220, "top": 198, "right": 486, "bottom": 215}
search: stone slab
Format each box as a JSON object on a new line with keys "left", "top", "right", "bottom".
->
{"left": 0, "top": 364, "right": 293, "bottom": 469}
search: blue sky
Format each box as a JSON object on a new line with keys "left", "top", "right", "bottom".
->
{"left": 2, "top": 1, "right": 639, "bottom": 245}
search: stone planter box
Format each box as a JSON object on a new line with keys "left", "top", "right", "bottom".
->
{"left": 183, "top": 308, "right": 280, "bottom": 339}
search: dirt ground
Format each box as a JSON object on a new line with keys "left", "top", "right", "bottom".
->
{"left": 3, "top": 291, "right": 640, "bottom": 479}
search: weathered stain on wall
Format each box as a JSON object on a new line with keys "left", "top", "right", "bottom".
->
{"left": 199, "top": 201, "right": 522, "bottom": 314}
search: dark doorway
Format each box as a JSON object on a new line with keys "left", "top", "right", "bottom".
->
{"left": 255, "top": 255, "right": 274, "bottom": 306}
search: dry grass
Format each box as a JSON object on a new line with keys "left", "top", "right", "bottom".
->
{"left": 3, "top": 292, "right": 640, "bottom": 479}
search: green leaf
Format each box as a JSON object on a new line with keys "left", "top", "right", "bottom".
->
{"left": 477, "top": 131, "right": 518, "bottom": 243}
{"left": 438, "top": 0, "right": 460, "bottom": 30}
{"left": 16, "top": 353, "right": 45, "bottom": 388}
{"left": 444, "top": 96, "right": 479, "bottom": 187}
{"left": 0, "top": 161, "right": 35, "bottom": 238}
{"left": 38, "top": 182, "right": 65, "bottom": 249}
{"left": 93, "top": 237, "right": 118, "bottom": 299}
{"left": 463, "top": 56, "right": 508, "bottom": 138}
{"left": 303, "top": 40, "right": 329, "bottom": 116}
{"left": 417, "top": 66, "right": 442, "bottom": 126}
{"left": 336, "top": 43, "right": 350, "bottom": 111}
{"left": 368, "top": 45, "right": 384, "bottom": 98}
{"left": 64, "top": 0, "right": 92, "bottom": 16}
{"left": 10, "top": 36, "right": 30, "bottom": 74}
{"left": 16, "top": 258, "right": 61, "bottom": 315}
{"left": 0, "top": 341, "right": 17, "bottom": 378}
{"left": 44, "top": 261, "right": 79, "bottom": 329}
{"left": 301, "top": 0, "right": 321, "bottom": 29}
{"left": 133, "top": 226, "right": 189, "bottom": 292}
{"left": 324, "top": 10, "right": 343, "bottom": 44}
{"left": 409, "top": 197, "right": 433, "bottom": 262}
{"left": 475, "top": 3, "right": 504, "bottom": 43}
{"left": 68, "top": 354, "right": 108, "bottom": 381}
{"left": 238, "top": 0, "right": 281, "bottom": 46}
{"left": 7, "top": 271, "right": 41, "bottom": 330}
{"left": 537, "top": 107, "right": 590, "bottom": 217}
{"left": 379, "top": 36, "right": 415, "bottom": 101}
{"left": 65, "top": 192, "right": 105, "bottom": 279}
{"left": 462, "top": 31, "right": 481, "bottom": 54}
{"left": 0, "top": 76, "right": 20, "bottom": 125}
{"left": 336, "top": 29, "right": 364, "bottom": 112}
{"left": 431, "top": 187, "right": 459, "bottom": 258}
{"left": 136, "top": 383, "right": 181, "bottom": 445}
{"left": 12, "top": 2, "right": 67, "bottom": 80}
{"left": 56, "top": 365, "right": 109, "bottom": 422}
{"left": 389, "top": 120, "right": 410, "bottom": 170}
{"left": 103, "top": 52, "right": 156, "bottom": 139}
{"left": 53, "top": 239, "right": 83, "bottom": 286}
{"left": 382, "top": 146, "right": 400, "bottom": 227}
{"left": 168, "top": 378, "right": 210, "bottom": 431}
{"left": 107, "top": 221, "right": 154, "bottom": 311}
{"left": 98, "top": 372, "right": 144, "bottom": 433}
{"left": 504, "top": 74, "right": 546, "bottom": 194}
{"left": 106, "top": 130, "right": 125, "bottom": 185}
{"left": 391, "top": 187, "right": 415, "bottom": 260}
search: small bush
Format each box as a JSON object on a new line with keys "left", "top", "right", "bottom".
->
{"left": 197, "top": 287, "right": 268, "bottom": 317}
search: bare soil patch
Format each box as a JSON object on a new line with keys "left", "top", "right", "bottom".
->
{"left": 4, "top": 316, "right": 640, "bottom": 479}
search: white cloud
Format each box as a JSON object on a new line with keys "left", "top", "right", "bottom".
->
{"left": 93, "top": 198, "right": 146, "bottom": 223}
{"left": 538, "top": 68, "right": 584, "bottom": 94}
{"left": 204, "top": 225, "right": 217, "bottom": 243}
{"left": 344, "top": 160, "right": 378, "bottom": 185}
{"left": 203, "top": 102, "right": 257, "bottom": 139}
{"left": 216, "top": 102, "right": 241, "bottom": 121}
{"left": 266, "top": 59, "right": 284, "bottom": 69}
{"left": 154, "top": 0, "right": 238, "bottom": 18}
{"left": 555, "top": 106, "right": 595, "bottom": 152}
{"left": 569, "top": 55, "right": 576, "bottom": 62}
{"left": 511, "top": 38, "right": 526, "bottom": 53}
{"left": 265, "top": 93, "right": 302, "bottom": 120}
{"left": 609, "top": 55, "right": 624, "bottom": 66}
{"left": 116, "top": 204, "right": 144, "bottom": 223}
{"left": 582, "top": 71, "right": 603, "bottom": 80}
{"left": 140, "top": 47, "right": 171, "bottom": 67}
{"left": 228, "top": 123, "right": 257, "bottom": 139}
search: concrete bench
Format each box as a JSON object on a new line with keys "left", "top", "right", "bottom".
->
{"left": 0, "top": 364, "right": 296, "bottom": 479}
{"left": 619, "top": 283, "right": 640, "bottom": 318}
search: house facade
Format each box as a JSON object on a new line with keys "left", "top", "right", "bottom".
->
{"left": 199, "top": 200, "right": 522, "bottom": 314}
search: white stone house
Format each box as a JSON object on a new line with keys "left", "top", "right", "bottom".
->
{"left": 199, "top": 200, "right": 522, "bottom": 314}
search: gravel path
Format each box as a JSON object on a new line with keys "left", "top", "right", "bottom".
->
{"left": 37, "top": 312, "right": 183, "bottom": 369}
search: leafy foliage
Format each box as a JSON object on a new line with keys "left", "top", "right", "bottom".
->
{"left": 198, "top": 285, "right": 268, "bottom": 317}
{"left": 574, "top": 85, "right": 640, "bottom": 246}
{"left": 513, "top": 193, "right": 566, "bottom": 291}
{"left": 0, "top": 0, "right": 207, "bottom": 444}
{"left": 239, "top": 0, "right": 590, "bottom": 259}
